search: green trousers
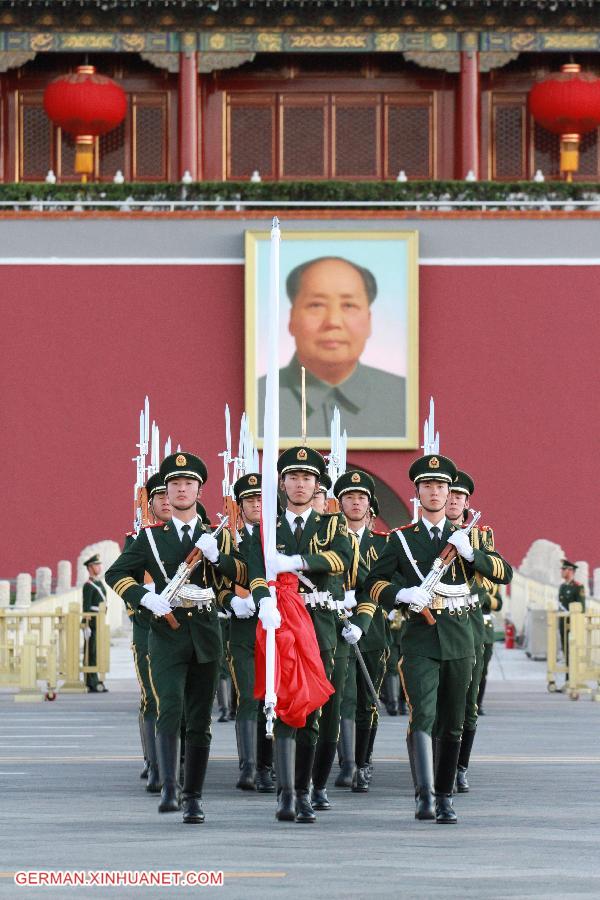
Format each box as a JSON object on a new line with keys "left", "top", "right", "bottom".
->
{"left": 356, "top": 647, "right": 389, "bottom": 731}
{"left": 339, "top": 653, "right": 357, "bottom": 720}
{"left": 317, "top": 646, "right": 349, "bottom": 744}
{"left": 400, "top": 654, "right": 474, "bottom": 741}
{"left": 132, "top": 618, "right": 157, "bottom": 719}
{"left": 463, "top": 641, "right": 485, "bottom": 731}
{"left": 148, "top": 628, "right": 220, "bottom": 748}
{"left": 229, "top": 638, "right": 260, "bottom": 722}
{"left": 386, "top": 633, "right": 402, "bottom": 674}
{"left": 481, "top": 642, "right": 493, "bottom": 684}
{"left": 83, "top": 625, "right": 99, "bottom": 690}
{"left": 275, "top": 648, "right": 334, "bottom": 748}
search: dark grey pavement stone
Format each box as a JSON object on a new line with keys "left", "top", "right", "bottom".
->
{"left": 1, "top": 677, "right": 599, "bottom": 899}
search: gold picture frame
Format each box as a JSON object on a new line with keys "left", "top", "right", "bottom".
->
{"left": 245, "top": 228, "right": 419, "bottom": 450}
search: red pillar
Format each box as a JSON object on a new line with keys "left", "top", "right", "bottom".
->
{"left": 179, "top": 51, "right": 198, "bottom": 180}
{"left": 459, "top": 50, "right": 480, "bottom": 179}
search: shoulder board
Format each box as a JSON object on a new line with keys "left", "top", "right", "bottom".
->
{"left": 144, "top": 522, "right": 164, "bottom": 529}
{"left": 479, "top": 524, "right": 493, "bottom": 531}
{"left": 574, "top": 581, "right": 582, "bottom": 587}
{"left": 124, "top": 531, "right": 134, "bottom": 538}
{"left": 391, "top": 523, "right": 414, "bottom": 532}
{"left": 371, "top": 529, "right": 389, "bottom": 536}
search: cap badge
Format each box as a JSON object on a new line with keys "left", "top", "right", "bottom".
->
{"left": 429, "top": 457, "right": 440, "bottom": 469}
{"left": 297, "top": 448, "right": 307, "bottom": 461}
{"left": 248, "top": 475, "right": 258, "bottom": 486}
{"left": 351, "top": 473, "right": 361, "bottom": 483}
{"left": 176, "top": 454, "right": 187, "bottom": 467}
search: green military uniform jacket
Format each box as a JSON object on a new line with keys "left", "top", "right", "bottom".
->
{"left": 248, "top": 509, "right": 358, "bottom": 652}
{"left": 481, "top": 587, "right": 503, "bottom": 646}
{"left": 353, "top": 528, "right": 389, "bottom": 653}
{"left": 559, "top": 580, "right": 585, "bottom": 613}
{"left": 362, "top": 519, "right": 513, "bottom": 661}
{"left": 468, "top": 525, "right": 501, "bottom": 646}
{"left": 225, "top": 524, "right": 260, "bottom": 646}
{"left": 106, "top": 517, "right": 236, "bottom": 664}
{"left": 82, "top": 578, "right": 107, "bottom": 618}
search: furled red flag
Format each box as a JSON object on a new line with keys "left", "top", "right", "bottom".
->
{"left": 254, "top": 572, "right": 334, "bottom": 728}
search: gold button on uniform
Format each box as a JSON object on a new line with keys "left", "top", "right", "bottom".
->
{"left": 187, "top": 611, "right": 193, "bottom": 617}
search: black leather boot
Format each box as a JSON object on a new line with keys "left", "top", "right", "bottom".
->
{"left": 351, "top": 727, "right": 371, "bottom": 793}
{"left": 228, "top": 682, "right": 238, "bottom": 720}
{"left": 274, "top": 737, "right": 296, "bottom": 822}
{"left": 216, "top": 678, "right": 229, "bottom": 723}
{"left": 156, "top": 732, "right": 181, "bottom": 813}
{"left": 236, "top": 719, "right": 257, "bottom": 790}
{"left": 407, "top": 731, "right": 435, "bottom": 820}
{"left": 182, "top": 744, "right": 209, "bottom": 824}
{"left": 255, "top": 721, "right": 275, "bottom": 793}
{"left": 456, "top": 728, "right": 476, "bottom": 793}
{"left": 139, "top": 712, "right": 148, "bottom": 779}
{"left": 294, "top": 743, "right": 317, "bottom": 823}
{"left": 384, "top": 674, "right": 399, "bottom": 716}
{"left": 311, "top": 741, "right": 337, "bottom": 810}
{"left": 142, "top": 716, "right": 161, "bottom": 794}
{"left": 366, "top": 724, "right": 377, "bottom": 782}
{"left": 477, "top": 676, "right": 487, "bottom": 715}
{"left": 334, "top": 718, "right": 356, "bottom": 788}
{"left": 435, "top": 739, "right": 461, "bottom": 824}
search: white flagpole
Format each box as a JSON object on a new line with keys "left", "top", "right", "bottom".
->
{"left": 262, "top": 216, "right": 281, "bottom": 737}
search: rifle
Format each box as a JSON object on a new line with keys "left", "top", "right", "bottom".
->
{"left": 159, "top": 514, "right": 230, "bottom": 631}
{"left": 409, "top": 510, "right": 482, "bottom": 626}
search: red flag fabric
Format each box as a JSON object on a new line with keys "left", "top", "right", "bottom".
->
{"left": 254, "top": 572, "right": 334, "bottom": 728}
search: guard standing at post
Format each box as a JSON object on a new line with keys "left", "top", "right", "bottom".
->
{"left": 362, "top": 454, "right": 513, "bottom": 824}
{"left": 82, "top": 554, "right": 108, "bottom": 694}
{"left": 559, "top": 559, "right": 585, "bottom": 664}
{"left": 106, "top": 451, "right": 239, "bottom": 824}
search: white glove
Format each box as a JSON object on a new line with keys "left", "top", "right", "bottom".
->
{"left": 395, "top": 586, "right": 430, "bottom": 612}
{"left": 387, "top": 609, "right": 398, "bottom": 623}
{"left": 343, "top": 590, "right": 357, "bottom": 611}
{"left": 83, "top": 626, "right": 92, "bottom": 640}
{"left": 196, "top": 532, "right": 220, "bottom": 563}
{"left": 342, "top": 623, "right": 362, "bottom": 645}
{"left": 140, "top": 589, "right": 172, "bottom": 617}
{"left": 231, "top": 595, "right": 256, "bottom": 619}
{"left": 269, "top": 553, "right": 304, "bottom": 575}
{"left": 258, "top": 596, "right": 281, "bottom": 629}
{"left": 447, "top": 530, "right": 474, "bottom": 562}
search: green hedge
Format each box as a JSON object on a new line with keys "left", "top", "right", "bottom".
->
{"left": 0, "top": 180, "right": 598, "bottom": 206}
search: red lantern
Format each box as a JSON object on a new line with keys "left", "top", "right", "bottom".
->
{"left": 529, "top": 64, "right": 600, "bottom": 181}
{"left": 43, "top": 65, "right": 127, "bottom": 181}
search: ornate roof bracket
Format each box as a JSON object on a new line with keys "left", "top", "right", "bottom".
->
{"left": 0, "top": 50, "right": 37, "bottom": 73}
{"left": 404, "top": 50, "right": 520, "bottom": 73}
{"left": 141, "top": 50, "right": 255, "bottom": 74}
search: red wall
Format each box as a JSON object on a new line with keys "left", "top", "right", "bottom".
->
{"left": 1, "top": 262, "right": 595, "bottom": 579}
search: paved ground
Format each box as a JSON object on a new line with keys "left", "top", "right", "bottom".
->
{"left": 1, "top": 643, "right": 599, "bottom": 899}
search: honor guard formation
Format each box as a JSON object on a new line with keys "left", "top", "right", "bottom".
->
{"left": 104, "top": 393, "right": 513, "bottom": 827}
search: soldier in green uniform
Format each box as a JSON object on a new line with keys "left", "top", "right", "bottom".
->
{"left": 362, "top": 454, "right": 513, "bottom": 824}
{"left": 332, "top": 470, "right": 388, "bottom": 793}
{"left": 311, "top": 472, "right": 331, "bottom": 516}
{"left": 559, "top": 559, "right": 586, "bottom": 665}
{"left": 223, "top": 473, "right": 274, "bottom": 793}
{"left": 82, "top": 554, "right": 108, "bottom": 694}
{"left": 125, "top": 472, "right": 172, "bottom": 791}
{"left": 106, "top": 451, "right": 239, "bottom": 824}
{"left": 249, "top": 447, "right": 369, "bottom": 823}
{"left": 311, "top": 474, "right": 364, "bottom": 811}
{"left": 442, "top": 470, "right": 488, "bottom": 793}
{"left": 478, "top": 584, "right": 503, "bottom": 715}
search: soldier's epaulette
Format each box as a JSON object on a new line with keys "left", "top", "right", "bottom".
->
{"left": 124, "top": 531, "right": 135, "bottom": 538}
{"left": 391, "top": 523, "right": 414, "bottom": 532}
{"left": 371, "top": 529, "right": 389, "bottom": 536}
{"left": 144, "top": 522, "right": 164, "bottom": 529}
{"left": 574, "top": 580, "right": 582, "bottom": 587}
